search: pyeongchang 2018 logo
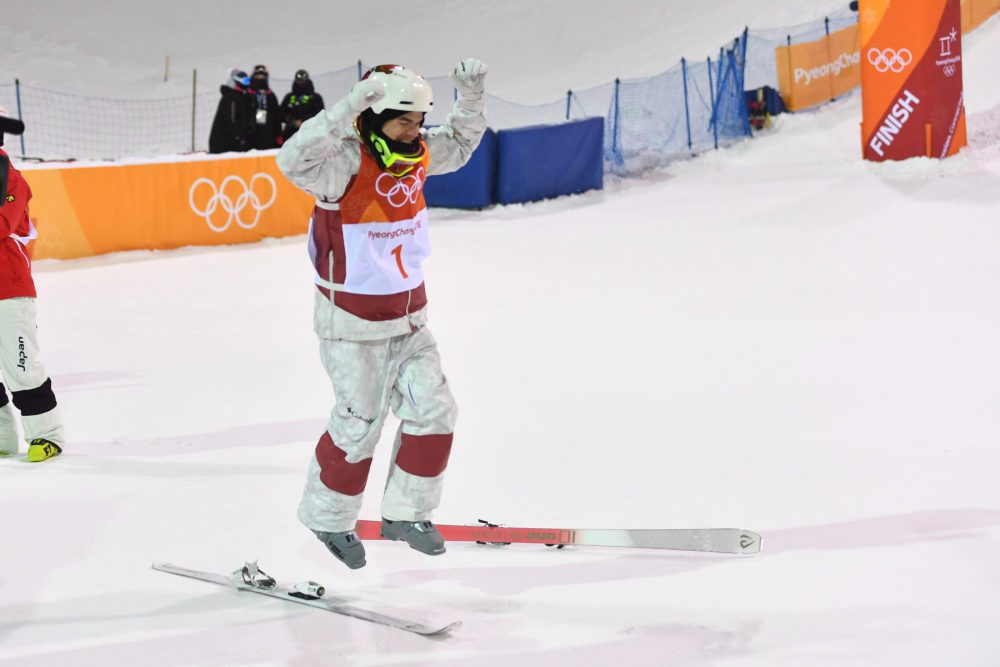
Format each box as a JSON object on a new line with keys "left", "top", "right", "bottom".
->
{"left": 375, "top": 167, "right": 425, "bottom": 209}
{"left": 936, "top": 27, "right": 961, "bottom": 78}
{"left": 189, "top": 173, "right": 277, "bottom": 233}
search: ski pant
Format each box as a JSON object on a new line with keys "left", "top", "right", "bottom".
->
{"left": 0, "top": 297, "right": 64, "bottom": 454}
{"left": 298, "top": 326, "right": 457, "bottom": 533}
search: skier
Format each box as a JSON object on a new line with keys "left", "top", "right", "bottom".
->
{"left": 0, "top": 107, "right": 66, "bottom": 462}
{"left": 276, "top": 59, "right": 488, "bottom": 569}
{"left": 279, "top": 69, "right": 325, "bottom": 141}
{"left": 208, "top": 68, "right": 255, "bottom": 154}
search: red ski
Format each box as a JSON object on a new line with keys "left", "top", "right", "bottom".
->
{"left": 354, "top": 520, "right": 761, "bottom": 555}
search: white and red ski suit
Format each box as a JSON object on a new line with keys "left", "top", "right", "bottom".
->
{"left": 277, "top": 89, "right": 486, "bottom": 532}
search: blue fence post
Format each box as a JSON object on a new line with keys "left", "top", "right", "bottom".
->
{"left": 719, "top": 46, "right": 725, "bottom": 90}
{"left": 14, "top": 78, "right": 25, "bottom": 157}
{"left": 727, "top": 40, "right": 749, "bottom": 139}
{"left": 707, "top": 57, "right": 718, "bottom": 150}
{"left": 611, "top": 78, "right": 621, "bottom": 164}
{"left": 566, "top": 90, "right": 572, "bottom": 120}
{"left": 738, "top": 28, "right": 751, "bottom": 137}
{"left": 681, "top": 58, "right": 692, "bottom": 151}
{"left": 710, "top": 48, "right": 726, "bottom": 138}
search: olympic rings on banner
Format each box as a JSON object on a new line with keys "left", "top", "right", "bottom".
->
{"left": 375, "top": 167, "right": 425, "bottom": 209}
{"left": 189, "top": 173, "right": 277, "bottom": 233}
{"left": 867, "top": 48, "right": 913, "bottom": 74}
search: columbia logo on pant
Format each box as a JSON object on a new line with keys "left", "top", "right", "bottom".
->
{"left": 346, "top": 407, "right": 375, "bottom": 425}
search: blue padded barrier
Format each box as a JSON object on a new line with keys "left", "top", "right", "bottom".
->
{"left": 424, "top": 128, "right": 498, "bottom": 209}
{"left": 495, "top": 117, "right": 604, "bottom": 205}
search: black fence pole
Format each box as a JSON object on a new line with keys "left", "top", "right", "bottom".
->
{"left": 15, "top": 79, "right": 25, "bottom": 157}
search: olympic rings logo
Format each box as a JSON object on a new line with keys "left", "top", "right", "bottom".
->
{"left": 943, "top": 64, "right": 956, "bottom": 77}
{"left": 867, "top": 48, "right": 913, "bottom": 74}
{"left": 189, "top": 173, "right": 277, "bottom": 233}
{"left": 375, "top": 167, "right": 425, "bottom": 209}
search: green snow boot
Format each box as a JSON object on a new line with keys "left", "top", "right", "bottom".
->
{"left": 27, "top": 439, "right": 62, "bottom": 462}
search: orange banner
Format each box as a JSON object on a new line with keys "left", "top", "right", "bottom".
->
{"left": 20, "top": 152, "right": 314, "bottom": 260}
{"left": 776, "top": 25, "right": 862, "bottom": 111}
{"left": 774, "top": 0, "right": 995, "bottom": 114}
{"left": 860, "top": 0, "right": 967, "bottom": 161}
{"left": 962, "top": 0, "right": 1000, "bottom": 31}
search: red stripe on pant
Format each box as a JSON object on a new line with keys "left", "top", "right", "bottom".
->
{"left": 395, "top": 433, "right": 453, "bottom": 477}
{"left": 315, "top": 432, "right": 373, "bottom": 496}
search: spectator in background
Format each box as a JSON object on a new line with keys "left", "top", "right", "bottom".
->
{"left": 209, "top": 68, "right": 254, "bottom": 154}
{"left": 246, "top": 64, "right": 283, "bottom": 150}
{"left": 280, "top": 69, "right": 325, "bottom": 141}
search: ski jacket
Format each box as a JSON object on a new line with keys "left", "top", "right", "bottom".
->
{"left": 247, "top": 88, "right": 283, "bottom": 150}
{"left": 276, "top": 92, "right": 486, "bottom": 341}
{"left": 0, "top": 148, "right": 36, "bottom": 300}
{"left": 280, "top": 89, "right": 325, "bottom": 141}
{"left": 208, "top": 84, "right": 255, "bottom": 154}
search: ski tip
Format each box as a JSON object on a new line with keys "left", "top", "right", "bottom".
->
{"left": 421, "top": 621, "right": 462, "bottom": 637}
{"left": 736, "top": 531, "right": 762, "bottom": 554}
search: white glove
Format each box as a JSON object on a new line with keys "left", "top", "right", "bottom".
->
{"left": 450, "top": 58, "right": 488, "bottom": 97}
{"left": 345, "top": 78, "right": 386, "bottom": 114}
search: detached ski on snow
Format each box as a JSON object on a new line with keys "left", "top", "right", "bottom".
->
{"left": 152, "top": 561, "right": 460, "bottom": 636}
{"left": 355, "top": 520, "right": 762, "bottom": 555}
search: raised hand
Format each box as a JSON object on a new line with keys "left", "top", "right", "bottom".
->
{"left": 346, "top": 78, "right": 387, "bottom": 114}
{"left": 450, "top": 58, "right": 488, "bottom": 97}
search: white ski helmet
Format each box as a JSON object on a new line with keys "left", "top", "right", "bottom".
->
{"left": 362, "top": 64, "right": 433, "bottom": 114}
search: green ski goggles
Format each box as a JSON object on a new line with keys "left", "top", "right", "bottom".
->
{"left": 368, "top": 132, "right": 425, "bottom": 174}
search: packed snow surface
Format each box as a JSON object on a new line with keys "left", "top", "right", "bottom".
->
{"left": 2, "top": 2, "right": 1000, "bottom": 665}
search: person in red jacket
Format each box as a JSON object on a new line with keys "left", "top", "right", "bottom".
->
{"left": 0, "top": 107, "right": 65, "bottom": 462}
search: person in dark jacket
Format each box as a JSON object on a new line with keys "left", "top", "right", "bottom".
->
{"left": 246, "top": 64, "right": 283, "bottom": 150}
{"left": 280, "top": 69, "right": 325, "bottom": 141}
{"left": 208, "top": 68, "right": 254, "bottom": 154}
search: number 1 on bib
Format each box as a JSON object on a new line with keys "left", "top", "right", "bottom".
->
{"left": 391, "top": 244, "right": 408, "bottom": 279}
